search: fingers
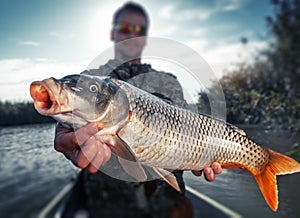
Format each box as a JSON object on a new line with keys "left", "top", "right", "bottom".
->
{"left": 69, "top": 137, "right": 112, "bottom": 173}
{"left": 211, "top": 162, "right": 222, "bottom": 174}
{"left": 192, "top": 162, "right": 222, "bottom": 182}
{"left": 54, "top": 122, "right": 111, "bottom": 173}
{"left": 87, "top": 143, "right": 111, "bottom": 173}
{"left": 204, "top": 162, "right": 222, "bottom": 181}
{"left": 75, "top": 136, "right": 98, "bottom": 168}
{"left": 54, "top": 122, "right": 101, "bottom": 154}
{"left": 74, "top": 122, "right": 103, "bottom": 145}
{"left": 87, "top": 148, "right": 105, "bottom": 173}
{"left": 54, "top": 123, "right": 75, "bottom": 153}
{"left": 192, "top": 170, "right": 202, "bottom": 177}
{"left": 203, "top": 167, "right": 216, "bottom": 181}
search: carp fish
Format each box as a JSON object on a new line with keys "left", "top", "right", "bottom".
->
{"left": 29, "top": 74, "right": 300, "bottom": 211}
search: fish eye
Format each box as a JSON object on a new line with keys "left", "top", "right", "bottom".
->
{"left": 89, "top": 84, "right": 98, "bottom": 92}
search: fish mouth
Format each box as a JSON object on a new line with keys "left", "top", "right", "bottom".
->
{"left": 30, "top": 79, "right": 65, "bottom": 115}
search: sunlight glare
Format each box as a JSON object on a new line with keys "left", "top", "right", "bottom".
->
{"left": 85, "top": 3, "right": 120, "bottom": 55}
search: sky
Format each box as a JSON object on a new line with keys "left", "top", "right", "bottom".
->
{"left": 0, "top": 0, "right": 274, "bottom": 102}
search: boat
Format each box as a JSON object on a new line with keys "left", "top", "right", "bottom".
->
{"left": 38, "top": 177, "right": 242, "bottom": 218}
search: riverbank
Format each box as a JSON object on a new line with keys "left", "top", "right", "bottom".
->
{"left": 0, "top": 101, "right": 54, "bottom": 126}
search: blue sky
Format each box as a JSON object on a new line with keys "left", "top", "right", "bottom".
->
{"left": 0, "top": 0, "right": 273, "bottom": 101}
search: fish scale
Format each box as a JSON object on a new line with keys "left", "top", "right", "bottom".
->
{"left": 30, "top": 74, "right": 300, "bottom": 211}
{"left": 115, "top": 79, "right": 269, "bottom": 171}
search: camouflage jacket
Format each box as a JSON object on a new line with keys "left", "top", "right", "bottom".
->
{"left": 83, "top": 59, "right": 188, "bottom": 109}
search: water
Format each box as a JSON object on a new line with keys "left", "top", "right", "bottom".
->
{"left": 0, "top": 124, "right": 78, "bottom": 218}
{"left": 184, "top": 125, "right": 300, "bottom": 218}
{"left": 0, "top": 124, "right": 299, "bottom": 217}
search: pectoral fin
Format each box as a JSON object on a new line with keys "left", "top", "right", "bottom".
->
{"left": 111, "top": 135, "right": 147, "bottom": 181}
{"left": 152, "top": 167, "right": 181, "bottom": 192}
{"left": 118, "top": 157, "right": 147, "bottom": 181}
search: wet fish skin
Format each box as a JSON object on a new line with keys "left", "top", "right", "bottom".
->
{"left": 30, "top": 74, "right": 300, "bottom": 212}
{"left": 117, "top": 79, "right": 266, "bottom": 170}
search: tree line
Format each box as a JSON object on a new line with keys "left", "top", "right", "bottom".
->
{"left": 2, "top": 1, "right": 299, "bottom": 131}
{"left": 198, "top": 0, "right": 300, "bottom": 132}
{"left": 0, "top": 101, "right": 54, "bottom": 126}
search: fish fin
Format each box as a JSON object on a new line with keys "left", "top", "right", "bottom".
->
{"left": 220, "top": 162, "right": 245, "bottom": 169}
{"left": 152, "top": 167, "right": 181, "bottom": 192}
{"left": 111, "top": 135, "right": 136, "bottom": 161}
{"left": 253, "top": 148, "right": 300, "bottom": 212}
{"left": 112, "top": 135, "right": 147, "bottom": 181}
{"left": 118, "top": 157, "right": 147, "bottom": 181}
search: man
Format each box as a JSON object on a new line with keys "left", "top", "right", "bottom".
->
{"left": 54, "top": 2, "right": 222, "bottom": 217}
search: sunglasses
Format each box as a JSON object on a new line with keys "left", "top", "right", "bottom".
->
{"left": 114, "top": 23, "right": 147, "bottom": 36}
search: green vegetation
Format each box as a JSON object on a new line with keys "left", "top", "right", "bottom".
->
{"left": 0, "top": 101, "right": 54, "bottom": 126}
{"left": 198, "top": 0, "right": 300, "bottom": 133}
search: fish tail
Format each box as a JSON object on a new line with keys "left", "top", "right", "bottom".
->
{"left": 253, "top": 148, "right": 300, "bottom": 211}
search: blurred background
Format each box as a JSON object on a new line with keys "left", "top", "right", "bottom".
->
{"left": 0, "top": 0, "right": 299, "bottom": 217}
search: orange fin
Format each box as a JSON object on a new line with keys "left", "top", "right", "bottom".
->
{"left": 253, "top": 148, "right": 300, "bottom": 211}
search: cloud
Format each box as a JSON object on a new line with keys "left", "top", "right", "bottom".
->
{"left": 18, "top": 41, "right": 40, "bottom": 46}
{"left": 221, "top": 0, "right": 244, "bottom": 11}
{"left": 178, "top": 8, "right": 216, "bottom": 21}
{"left": 159, "top": 4, "right": 215, "bottom": 21}
{"left": 190, "top": 29, "right": 207, "bottom": 37}
{"left": 151, "top": 25, "right": 177, "bottom": 37}
{"left": 201, "top": 40, "right": 269, "bottom": 77}
{"left": 185, "top": 39, "right": 209, "bottom": 51}
{"left": 0, "top": 58, "right": 88, "bottom": 101}
{"left": 158, "top": 4, "right": 175, "bottom": 19}
{"left": 158, "top": 0, "right": 246, "bottom": 22}
{"left": 50, "top": 31, "right": 75, "bottom": 40}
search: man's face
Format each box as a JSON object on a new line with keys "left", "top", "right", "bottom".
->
{"left": 111, "top": 11, "right": 147, "bottom": 61}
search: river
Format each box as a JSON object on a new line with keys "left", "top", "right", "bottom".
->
{"left": 0, "top": 123, "right": 299, "bottom": 218}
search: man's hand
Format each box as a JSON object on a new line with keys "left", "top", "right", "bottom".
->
{"left": 192, "top": 162, "right": 222, "bottom": 181}
{"left": 54, "top": 122, "right": 111, "bottom": 173}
